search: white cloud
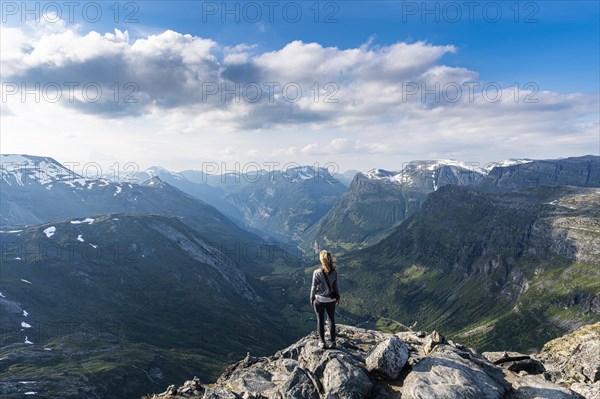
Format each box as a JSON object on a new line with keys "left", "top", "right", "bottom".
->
{"left": 1, "top": 19, "right": 597, "bottom": 172}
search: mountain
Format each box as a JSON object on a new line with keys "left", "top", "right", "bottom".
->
{"left": 220, "top": 166, "right": 348, "bottom": 242}
{"left": 302, "top": 160, "right": 486, "bottom": 252}
{"left": 0, "top": 213, "right": 301, "bottom": 398}
{"left": 104, "top": 164, "right": 349, "bottom": 243}
{"left": 0, "top": 154, "right": 309, "bottom": 397}
{"left": 151, "top": 323, "right": 599, "bottom": 399}
{"left": 337, "top": 184, "right": 600, "bottom": 352}
{"left": 0, "top": 154, "right": 262, "bottom": 248}
{"left": 136, "top": 167, "right": 249, "bottom": 224}
{"left": 303, "top": 156, "right": 600, "bottom": 254}
{"left": 333, "top": 169, "right": 360, "bottom": 186}
{"left": 479, "top": 155, "right": 600, "bottom": 191}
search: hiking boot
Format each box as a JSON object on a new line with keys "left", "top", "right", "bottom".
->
{"left": 329, "top": 341, "right": 336, "bottom": 349}
{"left": 319, "top": 341, "right": 327, "bottom": 349}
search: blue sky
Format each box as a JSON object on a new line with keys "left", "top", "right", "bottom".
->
{"left": 94, "top": 1, "right": 600, "bottom": 93}
{"left": 1, "top": 1, "right": 599, "bottom": 172}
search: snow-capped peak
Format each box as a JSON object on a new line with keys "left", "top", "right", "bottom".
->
{"left": 144, "top": 166, "right": 168, "bottom": 176}
{"left": 485, "top": 159, "right": 533, "bottom": 171}
{"left": 362, "top": 159, "right": 488, "bottom": 190}
{"left": 404, "top": 159, "right": 488, "bottom": 175}
{"left": 365, "top": 168, "right": 399, "bottom": 180}
{"left": 1, "top": 154, "right": 81, "bottom": 186}
{"left": 144, "top": 166, "right": 184, "bottom": 180}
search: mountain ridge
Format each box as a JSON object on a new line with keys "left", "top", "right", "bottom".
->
{"left": 303, "top": 155, "right": 600, "bottom": 253}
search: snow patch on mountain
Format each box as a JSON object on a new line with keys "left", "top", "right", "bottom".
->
{"left": 364, "top": 159, "right": 540, "bottom": 185}
{"left": 144, "top": 166, "right": 185, "bottom": 181}
{"left": 365, "top": 168, "right": 399, "bottom": 180}
{"left": 365, "top": 160, "right": 487, "bottom": 188}
{"left": 486, "top": 158, "right": 534, "bottom": 170}
{"left": 43, "top": 226, "right": 56, "bottom": 237}
{"left": 71, "top": 218, "right": 95, "bottom": 224}
{"left": 1, "top": 154, "right": 80, "bottom": 186}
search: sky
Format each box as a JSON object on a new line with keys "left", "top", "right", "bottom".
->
{"left": 1, "top": 0, "right": 599, "bottom": 174}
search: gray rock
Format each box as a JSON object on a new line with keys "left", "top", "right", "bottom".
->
{"left": 484, "top": 351, "right": 531, "bottom": 364}
{"left": 202, "top": 387, "right": 239, "bottom": 399}
{"left": 536, "top": 323, "right": 600, "bottom": 384}
{"left": 162, "top": 385, "right": 177, "bottom": 396}
{"left": 152, "top": 324, "right": 598, "bottom": 399}
{"left": 365, "top": 336, "right": 409, "bottom": 380}
{"left": 278, "top": 367, "right": 319, "bottom": 399}
{"left": 570, "top": 381, "right": 600, "bottom": 399}
{"left": 403, "top": 346, "right": 507, "bottom": 399}
{"left": 423, "top": 330, "right": 445, "bottom": 354}
{"left": 483, "top": 351, "right": 545, "bottom": 375}
{"left": 508, "top": 375, "right": 584, "bottom": 399}
{"left": 322, "top": 357, "right": 373, "bottom": 399}
{"left": 224, "top": 368, "right": 277, "bottom": 397}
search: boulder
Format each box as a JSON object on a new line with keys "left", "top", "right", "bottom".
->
{"left": 278, "top": 367, "right": 319, "bottom": 399}
{"left": 403, "top": 346, "right": 508, "bottom": 399}
{"left": 223, "top": 368, "right": 277, "bottom": 397}
{"left": 508, "top": 375, "right": 584, "bottom": 399}
{"left": 322, "top": 357, "right": 373, "bottom": 399}
{"left": 365, "top": 336, "right": 409, "bottom": 379}
{"left": 423, "top": 330, "right": 445, "bottom": 354}
{"left": 202, "top": 387, "right": 239, "bottom": 398}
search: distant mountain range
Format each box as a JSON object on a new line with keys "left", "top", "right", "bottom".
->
{"left": 95, "top": 156, "right": 599, "bottom": 253}
{"left": 303, "top": 156, "right": 599, "bottom": 253}
{"left": 100, "top": 163, "right": 350, "bottom": 243}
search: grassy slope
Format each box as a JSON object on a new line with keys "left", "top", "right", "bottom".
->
{"left": 333, "top": 186, "right": 600, "bottom": 353}
{"left": 0, "top": 214, "right": 302, "bottom": 398}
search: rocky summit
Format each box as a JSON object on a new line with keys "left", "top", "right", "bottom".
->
{"left": 151, "top": 323, "right": 599, "bottom": 399}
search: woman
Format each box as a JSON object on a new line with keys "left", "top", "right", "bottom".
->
{"left": 310, "top": 250, "right": 340, "bottom": 349}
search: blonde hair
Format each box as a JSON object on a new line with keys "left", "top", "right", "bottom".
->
{"left": 319, "top": 250, "right": 335, "bottom": 275}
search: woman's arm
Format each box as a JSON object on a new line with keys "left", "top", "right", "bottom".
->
{"left": 333, "top": 273, "right": 339, "bottom": 294}
{"left": 310, "top": 271, "right": 317, "bottom": 304}
{"left": 333, "top": 273, "right": 340, "bottom": 304}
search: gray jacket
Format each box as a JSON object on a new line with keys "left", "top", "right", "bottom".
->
{"left": 310, "top": 268, "right": 339, "bottom": 300}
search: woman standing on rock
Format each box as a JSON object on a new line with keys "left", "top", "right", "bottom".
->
{"left": 310, "top": 250, "right": 340, "bottom": 349}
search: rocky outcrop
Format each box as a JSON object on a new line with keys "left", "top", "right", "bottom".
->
{"left": 535, "top": 322, "right": 600, "bottom": 398}
{"left": 152, "top": 324, "right": 598, "bottom": 399}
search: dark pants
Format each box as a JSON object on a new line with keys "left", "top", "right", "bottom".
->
{"left": 314, "top": 300, "right": 336, "bottom": 343}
